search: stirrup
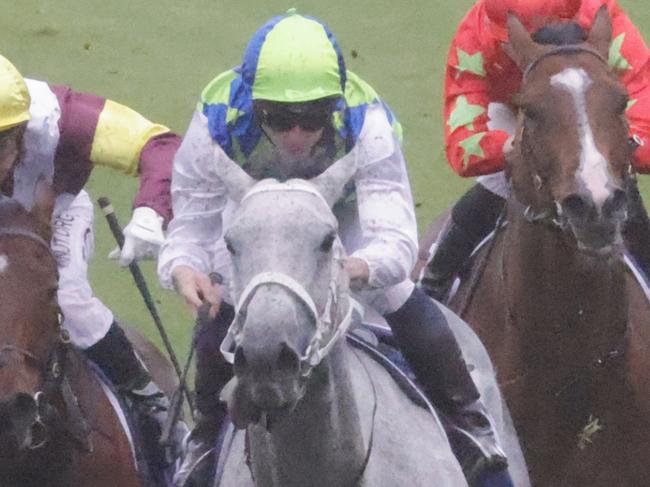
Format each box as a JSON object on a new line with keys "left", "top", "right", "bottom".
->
{"left": 444, "top": 417, "right": 508, "bottom": 485}
{"left": 173, "top": 432, "right": 216, "bottom": 487}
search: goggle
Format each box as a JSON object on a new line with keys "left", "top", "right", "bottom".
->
{"left": 260, "top": 109, "right": 332, "bottom": 132}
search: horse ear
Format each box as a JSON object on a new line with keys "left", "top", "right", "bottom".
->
{"left": 310, "top": 154, "right": 357, "bottom": 208}
{"left": 586, "top": 5, "right": 612, "bottom": 59}
{"left": 503, "top": 12, "right": 546, "bottom": 70}
{"left": 31, "top": 178, "right": 56, "bottom": 229}
{"left": 214, "top": 149, "right": 256, "bottom": 203}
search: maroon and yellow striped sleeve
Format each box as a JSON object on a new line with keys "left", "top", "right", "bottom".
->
{"left": 50, "top": 85, "right": 178, "bottom": 223}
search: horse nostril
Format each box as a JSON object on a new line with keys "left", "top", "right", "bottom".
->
{"left": 603, "top": 189, "right": 627, "bottom": 218}
{"left": 562, "top": 194, "right": 590, "bottom": 220}
{"left": 277, "top": 343, "right": 300, "bottom": 374}
{"left": 234, "top": 346, "right": 248, "bottom": 373}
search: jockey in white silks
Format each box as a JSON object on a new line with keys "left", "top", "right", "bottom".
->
{"left": 0, "top": 53, "right": 182, "bottom": 445}
{"left": 158, "top": 10, "right": 513, "bottom": 487}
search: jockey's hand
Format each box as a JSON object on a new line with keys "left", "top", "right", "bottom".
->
{"left": 344, "top": 257, "right": 370, "bottom": 291}
{"left": 172, "top": 265, "right": 222, "bottom": 318}
{"left": 108, "top": 207, "right": 165, "bottom": 266}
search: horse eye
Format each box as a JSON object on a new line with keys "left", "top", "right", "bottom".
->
{"left": 319, "top": 232, "right": 336, "bottom": 252}
{"left": 617, "top": 95, "right": 629, "bottom": 114}
{"left": 522, "top": 105, "right": 542, "bottom": 122}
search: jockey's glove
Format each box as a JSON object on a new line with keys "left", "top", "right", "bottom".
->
{"left": 108, "top": 206, "right": 165, "bottom": 266}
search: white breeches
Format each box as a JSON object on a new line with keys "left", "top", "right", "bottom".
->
{"left": 52, "top": 190, "right": 113, "bottom": 349}
{"left": 477, "top": 102, "right": 518, "bottom": 199}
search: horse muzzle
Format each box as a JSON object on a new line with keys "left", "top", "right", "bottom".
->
{"left": 558, "top": 189, "right": 627, "bottom": 254}
{"left": 0, "top": 393, "right": 47, "bottom": 457}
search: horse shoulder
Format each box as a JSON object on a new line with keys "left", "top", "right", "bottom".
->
{"left": 66, "top": 350, "right": 140, "bottom": 484}
{"left": 625, "top": 269, "right": 650, "bottom": 416}
{"left": 348, "top": 347, "right": 467, "bottom": 487}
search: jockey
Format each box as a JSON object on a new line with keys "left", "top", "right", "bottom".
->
{"left": 158, "top": 10, "right": 513, "bottom": 487}
{"left": 422, "top": 0, "right": 650, "bottom": 300}
{"left": 0, "top": 54, "right": 180, "bottom": 444}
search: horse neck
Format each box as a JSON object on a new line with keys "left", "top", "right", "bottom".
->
{"left": 247, "top": 341, "right": 369, "bottom": 487}
{"left": 503, "top": 203, "right": 628, "bottom": 360}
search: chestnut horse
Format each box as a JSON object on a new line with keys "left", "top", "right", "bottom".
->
{"left": 435, "top": 9, "right": 650, "bottom": 486}
{"left": 0, "top": 189, "right": 175, "bottom": 486}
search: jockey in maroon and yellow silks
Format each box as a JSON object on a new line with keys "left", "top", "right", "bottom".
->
{"left": 0, "top": 53, "right": 185, "bottom": 453}
{"left": 444, "top": 0, "right": 650, "bottom": 177}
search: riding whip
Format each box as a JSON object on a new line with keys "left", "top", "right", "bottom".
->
{"left": 97, "top": 196, "right": 194, "bottom": 414}
{"left": 161, "top": 272, "right": 222, "bottom": 446}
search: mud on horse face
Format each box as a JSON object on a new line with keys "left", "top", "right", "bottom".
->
{"left": 505, "top": 6, "right": 635, "bottom": 254}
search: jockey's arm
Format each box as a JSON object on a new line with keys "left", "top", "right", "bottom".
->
{"left": 157, "top": 109, "right": 228, "bottom": 305}
{"left": 443, "top": 7, "right": 513, "bottom": 178}
{"left": 51, "top": 85, "right": 180, "bottom": 263}
{"left": 349, "top": 104, "right": 418, "bottom": 290}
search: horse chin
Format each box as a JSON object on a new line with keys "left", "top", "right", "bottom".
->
{"left": 224, "top": 376, "right": 304, "bottom": 430}
{"left": 257, "top": 401, "right": 300, "bottom": 432}
{"left": 566, "top": 221, "right": 624, "bottom": 258}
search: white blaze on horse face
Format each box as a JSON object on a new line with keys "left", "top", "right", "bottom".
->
{"left": 550, "top": 68, "right": 612, "bottom": 209}
{"left": 0, "top": 254, "right": 8, "bottom": 273}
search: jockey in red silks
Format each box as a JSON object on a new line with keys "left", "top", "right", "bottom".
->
{"left": 422, "top": 0, "right": 650, "bottom": 300}
{"left": 0, "top": 53, "right": 183, "bottom": 447}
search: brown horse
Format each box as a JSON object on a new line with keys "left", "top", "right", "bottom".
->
{"left": 0, "top": 186, "right": 175, "bottom": 487}
{"left": 432, "top": 9, "right": 650, "bottom": 487}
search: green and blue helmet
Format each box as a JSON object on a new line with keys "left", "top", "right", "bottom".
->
{"left": 241, "top": 9, "right": 346, "bottom": 103}
{"left": 201, "top": 10, "right": 400, "bottom": 160}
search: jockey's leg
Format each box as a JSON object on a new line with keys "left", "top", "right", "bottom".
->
{"left": 53, "top": 191, "right": 176, "bottom": 447}
{"left": 421, "top": 181, "right": 505, "bottom": 302}
{"left": 174, "top": 303, "right": 234, "bottom": 487}
{"left": 378, "top": 282, "right": 511, "bottom": 486}
{"left": 623, "top": 176, "right": 650, "bottom": 279}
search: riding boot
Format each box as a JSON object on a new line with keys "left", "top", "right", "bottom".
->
{"left": 84, "top": 322, "right": 183, "bottom": 452}
{"left": 623, "top": 176, "right": 650, "bottom": 280}
{"left": 421, "top": 184, "right": 505, "bottom": 302}
{"left": 384, "top": 287, "right": 510, "bottom": 485}
{"left": 174, "top": 303, "right": 235, "bottom": 487}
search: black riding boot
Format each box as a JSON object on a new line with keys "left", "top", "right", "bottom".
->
{"left": 623, "top": 177, "right": 650, "bottom": 279}
{"left": 85, "top": 322, "right": 182, "bottom": 450}
{"left": 174, "top": 303, "right": 235, "bottom": 487}
{"left": 421, "top": 184, "right": 505, "bottom": 302}
{"left": 384, "top": 287, "right": 509, "bottom": 485}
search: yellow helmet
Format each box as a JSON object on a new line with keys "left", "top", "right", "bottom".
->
{"left": 0, "top": 54, "right": 30, "bottom": 132}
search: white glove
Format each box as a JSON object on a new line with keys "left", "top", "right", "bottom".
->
{"left": 108, "top": 206, "right": 165, "bottom": 266}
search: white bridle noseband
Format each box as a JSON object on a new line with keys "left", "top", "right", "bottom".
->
{"left": 220, "top": 181, "right": 361, "bottom": 375}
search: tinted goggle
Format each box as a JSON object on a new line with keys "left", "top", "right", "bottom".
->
{"left": 259, "top": 109, "right": 332, "bottom": 132}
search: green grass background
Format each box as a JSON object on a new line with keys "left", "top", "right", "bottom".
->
{"left": 1, "top": 0, "right": 649, "bottom": 358}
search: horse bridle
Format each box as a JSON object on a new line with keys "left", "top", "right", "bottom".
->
{"left": 220, "top": 182, "right": 362, "bottom": 377}
{"left": 0, "top": 227, "right": 76, "bottom": 451}
{"left": 522, "top": 44, "right": 609, "bottom": 81}
{"left": 514, "top": 44, "right": 625, "bottom": 227}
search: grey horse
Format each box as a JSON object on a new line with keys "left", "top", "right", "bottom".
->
{"left": 208, "top": 154, "right": 528, "bottom": 486}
